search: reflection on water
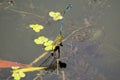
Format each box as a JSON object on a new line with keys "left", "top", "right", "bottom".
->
{"left": 0, "top": 0, "right": 120, "bottom": 80}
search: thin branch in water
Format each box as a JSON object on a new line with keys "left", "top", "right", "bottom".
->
{"left": 6, "top": 76, "right": 11, "bottom": 80}
{"left": 61, "top": 70, "right": 66, "bottom": 80}
{"left": 6, "top": 8, "right": 44, "bottom": 20}
{"left": 33, "top": 70, "right": 45, "bottom": 80}
{"left": 29, "top": 52, "right": 49, "bottom": 66}
{"left": 63, "top": 26, "right": 89, "bottom": 42}
{"left": 56, "top": 59, "right": 60, "bottom": 75}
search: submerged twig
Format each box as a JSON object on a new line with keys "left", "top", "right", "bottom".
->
{"left": 6, "top": 76, "right": 11, "bottom": 80}
{"left": 61, "top": 70, "right": 65, "bottom": 80}
{"left": 33, "top": 71, "right": 44, "bottom": 80}
{"left": 7, "top": 8, "right": 44, "bottom": 20}
{"left": 63, "top": 26, "right": 89, "bottom": 42}
{"left": 56, "top": 59, "right": 60, "bottom": 75}
{"left": 29, "top": 52, "right": 49, "bottom": 66}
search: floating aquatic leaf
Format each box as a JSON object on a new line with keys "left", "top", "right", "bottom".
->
{"left": 29, "top": 24, "right": 44, "bottom": 32}
{"left": 49, "top": 11, "right": 63, "bottom": 21}
{"left": 44, "top": 45, "right": 53, "bottom": 51}
{"left": 44, "top": 44, "right": 55, "bottom": 51}
{"left": 19, "top": 71, "right": 26, "bottom": 77}
{"left": 12, "top": 71, "right": 26, "bottom": 80}
{"left": 34, "top": 36, "right": 49, "bottom": 45}
{"left": 38, "top": 36, "right": 48, "bottom": 43}
{"left": 44, "top": 40, "right": 53, "bottom": 46}
{"left": 34, "top": 39, "right": 43, "bottom": 44}
{"left": 12, "top": 67, "right": 46, "bottom": 80}
{"left": 42, "top": 39, "right": 55, "bottom": 51}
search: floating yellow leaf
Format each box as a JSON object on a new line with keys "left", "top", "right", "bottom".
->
{"left": 49, "top": 11, "right": 55, "bottom": 17}
{"left": 34, "top": 36, "right": 48, "bottom": 45}
{"left": 44, "top": 45, "right": 53, "bottom": 51}
{"left": 19, "top": 71, "right": 26, "bottom": 77}
{"left": 38, "top": 36, "right": 48, "bottom": 43}
{"left": 29, "top": 24, "right": 44, "bottom": 32}
{"left": 49, "top": 11, "right": 63, "bottom": 21}
{"left": 44, "top": 44, "right": 55, "bottom": 51}
{"left": 34, "top": 39, "right": 43, "bottom": 44}
{"left": 12, "top": 71, "right": 25, "bottom": 80}
{"left": 12, "top": 67, "right": 46, "bottom": 80}
{"left": 44, "top": 40, "right": 53, "bottom": 46}
{"left": 33, "top": 36, "right": 55, "bottom": 51}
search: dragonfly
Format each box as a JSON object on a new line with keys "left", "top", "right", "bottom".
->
{"left": 30, "top": 4, "right": 72, "bottom": 65}
{"left": 29, "top": 3, "right": 72, "bottom": 72}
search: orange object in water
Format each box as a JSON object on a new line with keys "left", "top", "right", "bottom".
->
{"left": 0, "top": 60, "right": 31, "bottom": 68}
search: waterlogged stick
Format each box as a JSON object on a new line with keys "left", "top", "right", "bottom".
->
{"left": 61, "top": 70, "right": 65, "bottom": 80}
{"left": 29, "top": 52, "right": 49, "bottom": 66}
{"left": 6, "top": 8, "right": 44, "bottom": 20}
{"left": 56, "top": 59, "right": 59, "bottom": 75}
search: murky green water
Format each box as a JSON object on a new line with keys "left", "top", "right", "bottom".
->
{"left": 0, "top": 0, "right": 120, "bottom": 80}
